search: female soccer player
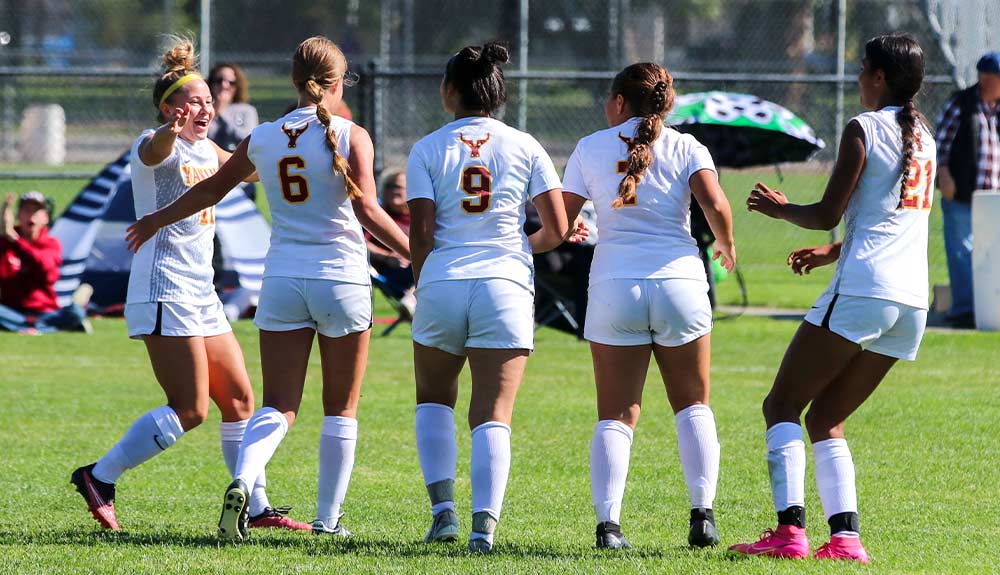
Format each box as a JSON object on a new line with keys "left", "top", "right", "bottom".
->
{"left": 561, "top": 63, "right": 736, "bottom": 550}
{"left": 126, "top": 36, "right": 410, "bottom": 540}
{"left": 72, "top": 38, "right": 308, "bottom": 532}
{"left": 728, "top": 34, "right": 934, "bottom": 563}
{"left": 408, "top": 42, "right": 575, "bottom": 553}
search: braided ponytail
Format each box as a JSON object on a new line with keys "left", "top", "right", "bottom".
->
{"left": 611, "top": 67, "right": 674, "bottom": 209}
{"left": 294, "top": 37, "right": 362, "bottom": 200}
{"left": 896, "top": 100, "right": 919, "bottom": 207}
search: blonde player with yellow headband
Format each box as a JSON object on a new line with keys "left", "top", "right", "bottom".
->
{"left": 71, "top": 37, "right": 310, "bottom": 533}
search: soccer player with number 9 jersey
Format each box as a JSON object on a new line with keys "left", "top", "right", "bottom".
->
{"left": 406, "top": 42, "right": 575, "bottom": 554}
{"left": 731, "top": 34, "right": 935, "bottom": 563}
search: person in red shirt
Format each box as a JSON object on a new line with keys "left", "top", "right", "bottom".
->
{"left": 0, "top": 191, "right": 89, "bottom": 333}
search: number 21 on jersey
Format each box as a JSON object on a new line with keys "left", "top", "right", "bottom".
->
{"left": 901, "top": 159, "right": 933, "bottom": 210}
{"left": 461, "top": 166, "right": 492, "bottom": 213}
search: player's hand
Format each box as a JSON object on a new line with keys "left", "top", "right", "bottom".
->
{"left": 165, "top": 104, "right": 191, "bottom": 135}
{"left": 747, "top": 182, "right": 788, "bottom": 219}
{"left": 712, "top": 240, "right": 736, "bottom": 273}
{"left": 565, "top": 215, "right": 589, "bottom": 243}
{"left": 787, "top": 244, "right": 838, "bottom": 275}
{"left": 125, "top": 214, "right": 162, "bottom": 253}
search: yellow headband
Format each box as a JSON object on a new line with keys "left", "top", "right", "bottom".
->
{"left": 159, "top": 73, "right": 202, "bottom": 106}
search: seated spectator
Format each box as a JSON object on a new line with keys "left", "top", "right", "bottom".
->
{"left": 366, "top": 169, "right": 415, "bottom": 316}
{"left": 0, "top": 191, "right": 90, "bottom": 333}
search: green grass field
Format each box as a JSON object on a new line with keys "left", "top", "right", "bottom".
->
{"left": 1, "top": 310, "right": 998, "bottom": 574}
{"left": 0, "top": 167, "right": 950, "bottom": 311}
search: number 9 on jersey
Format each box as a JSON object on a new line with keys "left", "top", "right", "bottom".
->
{"left": 461, "top": 166, "right": 492, "bottom": 214}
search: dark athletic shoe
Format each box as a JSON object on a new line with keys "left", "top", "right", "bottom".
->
{"left": 688, "top": 507, "right": 720, "bottom": 548}
{"left": 70, "top": 464, "right": 120, "bottom": 531}
{"left": 424, "top": 509, "right": 459, "bottom": 543}
{"left": 596, "top": 521, "right": 631, "bottom": 549}
{"left": 218, "top": 479, "right": 250, "bottom": 540}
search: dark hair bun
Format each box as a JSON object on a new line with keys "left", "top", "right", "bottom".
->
{"left": 481, "top": 43, "right": 510, "bottom": 66}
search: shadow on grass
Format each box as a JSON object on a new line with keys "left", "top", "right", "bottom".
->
{"left": 0, "top": 529, "right": 705, "bottom": 561}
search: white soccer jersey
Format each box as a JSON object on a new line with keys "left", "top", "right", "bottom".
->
{"left": 830, "top": 107, "right": 936, "bottom": 309}
{"left": 563, "top": 117, "right": 716, "bottom": 285}
{"left": 247, "top": 106, "right": 369, "bottom": 284}
{"left": 406, "top": 116, "right": 561, "bottom": 289}
{"left": 127, "top": 130, "right": 219, "bottom": 305}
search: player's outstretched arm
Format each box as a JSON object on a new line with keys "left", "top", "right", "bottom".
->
{"left": 529, "top": 189, "right": 571, "bottom": 254}
{"left": 138, "top": 105, "right": 189, "bottom": 167}
{"left": 747, "top": 120, "right": 866, "bottom": 231}
{"left": 348, "top": 125, "right": 411, "bottom": 260}
{"left": 126, "top": 138, "right": 255, "bottom": 252}
{"left": 690, "top": 168, "right": 736, "bottom": 272}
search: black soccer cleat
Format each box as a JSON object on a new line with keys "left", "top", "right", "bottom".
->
{"left": 218, "top": 479, "right": 250, "bottom": 540}
{"left": 596, "top": 521, "right": 631, "bottom": 550}
{"left": 688, "top": 507, "right": 720, "bottom": 548}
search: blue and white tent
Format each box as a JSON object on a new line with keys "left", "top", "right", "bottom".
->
{"left": 51, "top": 151, "right": 268, "bottom": 319}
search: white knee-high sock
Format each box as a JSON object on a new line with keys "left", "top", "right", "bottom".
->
{"left": 92, "top": 406, "right": 184, "bottom": 484}
{"left": 221, "top": 420, "right": 270, "bottom": 516}
{"left": 590, "top": 419, "right": 633, "bottom": 524}
{"left": 675, "top": 404, "right": 720, "bottom": 509}
{"left": 415, "top": 403, "right": 457, "bottom": 514}
{"left": 813, "top": 438, "right": 858, "bottom": 535}
{"left": 234, "top": 407, "right": 288, "bottom": 492}
{"left": 470, "top": 421, "right": 511, "bottom": 543}
{"left": 316, "top": 416, "right": 358, "bottom": 526}
{"left": 766, "top": 422, "right": 806, "bottom": 512}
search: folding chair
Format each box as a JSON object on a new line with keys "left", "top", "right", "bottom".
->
{"left": 533, "top": 275, "right": 580, "bottom": 334}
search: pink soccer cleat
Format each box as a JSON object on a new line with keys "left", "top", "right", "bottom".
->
{"left": 728, "top": 525, "right": 810, "bottom": 559}
{"left": 814, "top": 536, "right": 870, "bottom": 563}
{"left": 70, "top": 464, "right": 121, "bottom": 531}
{"left": 248, "top": 506, "right": 312, "bottom": 531}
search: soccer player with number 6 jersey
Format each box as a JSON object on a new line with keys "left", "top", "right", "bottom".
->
{"left": 126, "top": 36, "right": 410, "bottom": 540}
{"left": 729, "top": 34, "right": 935, "bottom": 563}
{"left": 406, "top": 42, "right": 581, "bottom": 554}
{"left": 71, "top": 37, "right": 307, "bottom": 533}
{"left": 561, "top": 63, "right": 736, "bottom": 550}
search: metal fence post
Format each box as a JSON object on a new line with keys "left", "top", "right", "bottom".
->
{"left": 517, "top": 0, "right": 529, "bottom": 131}
{"left": 831, "top": 0, "right": 846, "bottom": 244}
{"left": 200, "top": 0, "right": 212, "bottom": 75}
{"left": 371, "top": 60, "right": 386, "bottom": 176}
{"left": 1, "top": 77, "right": 14, "bottom": 162}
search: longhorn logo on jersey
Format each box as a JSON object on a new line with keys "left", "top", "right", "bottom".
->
{"left": 459, "top": 133, "right": 491, "bottom": 158}
{"left": 281, "top": 123, "right": 308, "bottom": 149}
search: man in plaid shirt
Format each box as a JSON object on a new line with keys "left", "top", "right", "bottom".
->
{"left": 935, "top": 52, "right": 1000, "bottom": 328}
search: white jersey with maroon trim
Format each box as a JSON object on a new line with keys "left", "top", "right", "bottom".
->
{"left": 247, "top": 106, "right": 368, "bottom": 284}
{"left": 406, "top": 116, "right": 561, "bottom": 290}
{"left": 562, "top": 117, "right": 716, "bottom": 286}
{"left": 127, "top": 130, "right": 219, "bottom": 305}
{"left": 832, "top": 107, "right": 936, "bottom": 309}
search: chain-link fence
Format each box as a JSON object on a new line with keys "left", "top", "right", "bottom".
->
{"left": 1, "top": 0, "right": 997, "bottom": 308}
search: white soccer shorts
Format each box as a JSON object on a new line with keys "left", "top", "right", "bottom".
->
{"left": 805, "top": 291, "right": 926, "bottom": 361}
{"left": 585, "top": 277, "right": 713, "bottom": 347}
{"left": 254, "top": 277, "right": 372, "bottom": 338}
{"left": 125, "top": 299, "right": 231, "bottom": 339}
{"left": 412, "top": 278, "right": 535, "bottom": 356}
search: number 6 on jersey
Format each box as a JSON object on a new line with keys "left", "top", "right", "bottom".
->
{"left": 461, "top": 166, "right": 492, "bottom": 214}
{"left": 279, "top": 156, "right": 310, "bottom": 203}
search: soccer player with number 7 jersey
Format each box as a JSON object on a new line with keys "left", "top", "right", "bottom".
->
{"left": 406, "top": 42, "right": 580, "bottom": 554}
{"left": 730, "top": 34, "right": 935, "bottom": 563}
{"left": 126, "top": 36, "right": 410, "bottom": 540}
